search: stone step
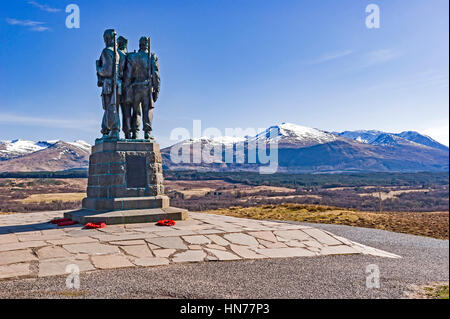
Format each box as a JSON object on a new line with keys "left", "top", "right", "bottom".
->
{"left": 64, "top": 207, "right": 188, "bottom": 225}
{"left": 82, "top": 195, "right": 170, "bottom": 211}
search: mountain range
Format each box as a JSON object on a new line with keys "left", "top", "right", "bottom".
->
{"left": 0, "top": 123, "right": 448, "bottom": 173}
{"left": 161, "top": 123, "right": 449, "bottom": 173}
{"left": 337, "top": 130, "right": 449, "bottom": 151}
{"left": 0, "top": 140, "right": 90, "bottom": 172}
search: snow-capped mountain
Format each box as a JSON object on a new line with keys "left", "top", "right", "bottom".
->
{"left": 172, "top": 123, "right": 339, "bottom": 150}
{"left": 337, "top": 130, "right": 384, "bottom": 144}
{"left": 337, "top": 130, "right": 449, "bottom": 150}
{"left": 66, "top": 140, "right": 92, "bottom": 153}
{"left": 396, "top": 131, "right": 449, "bottom": 151}
{"left": 0, "top": 140, "right": 91, "bottom": 172}
{"left": 370, "top": 133, "right": 414, "bottom": 147}
{"left": 250, "top": 123, "right": 338, "bottom": 147}
{"left": 0, "top": 140, "right": 51, "bottom": 160}
{"left": 0, "top": 139, "right": 91, "bottom": 161}
{"left": 162, "top": 123, "right": 449, "bottom": 173}
{"left": 174, "top": 136, "right": 247, "bottom": 148}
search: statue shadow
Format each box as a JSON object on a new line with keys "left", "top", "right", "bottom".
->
{"left": 0, "top": 221, "right": 81, "bottom": 235}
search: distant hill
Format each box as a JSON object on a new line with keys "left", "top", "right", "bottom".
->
{"left": 337, "top": 130, "right": 449, "bottom": 150}
{"left": 0, "top": 140, "right": 90, "bottom": 172}
{"left": 0, "top": 140, "right": 52, "bottom": 160}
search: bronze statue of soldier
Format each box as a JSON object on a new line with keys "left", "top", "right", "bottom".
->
{"left": 124, "top": 36, "right": 160, "bottom": 140}
{"left": 117, "top": 36, "right": 134, "bottom": 139}
{"left": 96, "top": 29, "right": 121, "bottom": 139}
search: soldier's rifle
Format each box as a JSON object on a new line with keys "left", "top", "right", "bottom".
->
{"left": 148, "top": 37, "right": 153, "bottom": 101}
{"left": 111, "top": 31, "right": 120, "bottom": 112}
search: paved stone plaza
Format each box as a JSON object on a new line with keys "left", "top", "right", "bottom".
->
{"left": 0, "top": 211, "right": 400, "bottom": 280}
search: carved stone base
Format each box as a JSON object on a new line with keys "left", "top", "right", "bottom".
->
{"left": 82, "top": 195, "right": 170, "bottom": 211}
{"left": 74, "top": 139, "right": 187, "bottom": 224}
{"left": 85, "top": 139, "right": 165, "bottom": 200}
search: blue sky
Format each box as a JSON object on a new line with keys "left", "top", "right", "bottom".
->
{"left": 0, "top": 0, "right": 448, "bottom": 147}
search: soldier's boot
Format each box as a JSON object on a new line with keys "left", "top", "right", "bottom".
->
{"left": 144, "top": 131, "right": 151, "bottom": 140}
{"left": 131, "top": 131, "right": 137, "bottom": 139}
{"left": 101, "top": 130, "right": 110, "bottom": 139}
{"left": 110, "top": 130, "right": 120, "bottom": 140}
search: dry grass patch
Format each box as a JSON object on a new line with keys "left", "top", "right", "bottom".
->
{"left": 0, "top": 178, "right": 85, "bottom": 213}
{"left": 359, "top": 189, "right": 430, "bottom": 200}
{"left": 203, "top": 204, "right": 449, "bottom": 240}
{"left": 20, "top": 193, "right": 85, "bottom": 203}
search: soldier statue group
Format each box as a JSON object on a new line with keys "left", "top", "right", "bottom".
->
{"left": 96, "top": 29, "right": 160, "bottom": 140}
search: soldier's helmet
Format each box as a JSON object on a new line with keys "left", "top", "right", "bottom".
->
{"left": 103, "top": 29, "right": 115, "bottom": 44}
{"left": 139, "top": 37, "right": 149, "bottom": 51}
{"left": 118, "top": 36, "right": 128, "bottom": 50}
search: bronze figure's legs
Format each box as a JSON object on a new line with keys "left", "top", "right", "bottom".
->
{"left": 143, "top": 107, "right": 154, "bottom": 140}
{"left": 131, "top": 91, "right": 142, "bottom": 140}
{"left": 131, "top": 101, "right": 141, "bottom": 139}
{"left": 121, "top": 101, "right": 132, "bottom": 139}
{"left": 133, "top": 87, "right": 153, "bottom": 140}
{"left": 142, "top": 92, "right": 154, "bottom": 139}
{"left": 101, "top": 93, "right": 120, "bottom": 139}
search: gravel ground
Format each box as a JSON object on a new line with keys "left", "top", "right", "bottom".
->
{"left": 0, "top": 223, "right": 447, "bottom": 299}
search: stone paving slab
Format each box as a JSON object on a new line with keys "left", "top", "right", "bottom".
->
{"left": 0, "top": 210, "right": 401, "bottom": 280}
{"left": 153, "top": 249, "right": 176, "bottom": 258}
{"left": 120, "top": 245, "right": 153, "bottom": 258}
{"left": 91, "top": 254, "right": 134, "bottom": 269}
{"left": 0, "top": 263, "right": 31, "bottom": 279}
{"left": 37, "top": 246, "right": 72, "bottom": 259}
{"left": 172, "top": 250, "right": 206, "bottom": 263}
{"left": 0, "top": 249, "right": 37, "bottom": 266}
{"left": 62, "top": 243, "right": 120, "bottom": 255}
{"left": 204, "top": 248, "right": 240, "bottom": 261}
{"left": 38, "top": 258, "right": 95, "bottom": 277}
{"left": 133, "top": 257, "right": 169, "bottom": 267}
{"left": 0, "top": 241, "right": 47, "bottom": 252}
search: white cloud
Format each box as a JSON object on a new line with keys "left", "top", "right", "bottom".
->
{"left": 6, "top": 18, "right": 51, "bottom": 31}
{"left": 28, "top": 1, "right": 61, "bottom": 13}
{"left": 360, "top": 49, "right": 403, "bottom": 68}
{"left": 31, "top": 25, "right": 51, "bottom": 32}
{"left": 6, "top": 18, "right": 44, "bottom": 27}
{"left": 308, "top": 50, "right": 353, "bottom": 65}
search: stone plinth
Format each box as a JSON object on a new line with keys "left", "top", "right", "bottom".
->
{"left": 65, "top": 139, "right": 187, "bottom": 224}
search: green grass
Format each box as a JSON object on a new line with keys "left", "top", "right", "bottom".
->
{"left": 437, "top": 286, "right": 449, "bottom": 299}
{"left": 425, "top": 285, "right": 449, "bottom": 299}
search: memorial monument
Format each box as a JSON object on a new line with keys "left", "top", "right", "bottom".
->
{"left": 65, "top": 29, "right": 187, "bottom": 224}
